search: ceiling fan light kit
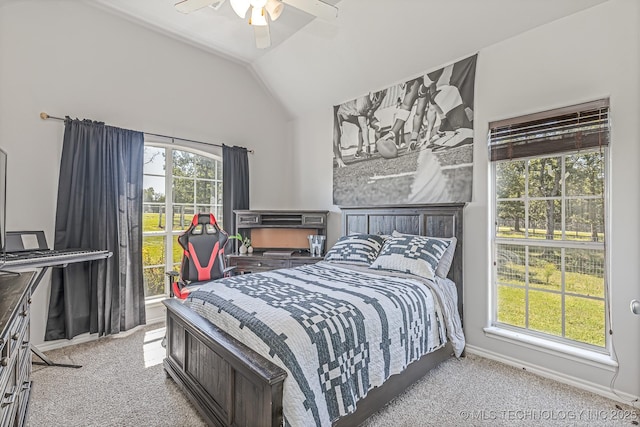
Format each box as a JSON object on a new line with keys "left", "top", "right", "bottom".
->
{"left": 249, "top": 6, "right": 268, "bottom": 26}
{"left": 229, "top": 0, "right": 250, "bottom": 18}
{"left": 175, "top": 0, "right": 337, "bottom": 48}
{"left": 265, "top": 0, "right": 284, "bottom": 21}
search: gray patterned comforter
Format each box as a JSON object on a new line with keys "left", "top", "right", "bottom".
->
{"left": 184, "top": 261, "right": 464, "bottom": 427}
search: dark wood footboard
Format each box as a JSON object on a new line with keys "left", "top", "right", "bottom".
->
{"left": 163, "top": 298, "right": 287, "bottom": 426}
{"left": 165, "top": 298, "right": 455, "bottom": 427}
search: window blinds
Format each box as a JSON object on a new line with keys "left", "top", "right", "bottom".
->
{"left": 489, "top": 99, "right": 609, "bottom": 161}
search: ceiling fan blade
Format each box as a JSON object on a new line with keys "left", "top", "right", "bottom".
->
{"left": 254, "top": 24, "right": 271, "bottom": 49}
{"left": 282, "top": 0, "right": 338, "bottom": 21}
{"left": 174, "top": 0, "right": 223, "bottom": 14}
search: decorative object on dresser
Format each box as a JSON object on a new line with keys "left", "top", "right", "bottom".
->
{"left": 0, "top": 272, "right": 35, "bottom": 427}
{"left": 307, "top": 234, "right": 326, "bottom": 257}
{"left": 227, "top": 210, "right": 328, "bottom": 274}
{"left": 162, "top": 204, "right": 465, "bottom": 427}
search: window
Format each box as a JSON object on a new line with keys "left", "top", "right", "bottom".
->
{"left": 142, "top": 145, "right": 223, "bottom": 299}
{"left": 489, "top": 100, "right": 609, "bottom": 350}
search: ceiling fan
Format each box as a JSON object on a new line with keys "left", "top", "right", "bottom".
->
{"left": 174, "top": 0, "right": 338, "bottom": 49}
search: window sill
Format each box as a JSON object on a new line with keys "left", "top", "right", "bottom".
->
{"left": 483, "top": 326, "right": 618, "bottom": 372}
{"left": 145, "top": 295, "right": 168, "bottom": 307}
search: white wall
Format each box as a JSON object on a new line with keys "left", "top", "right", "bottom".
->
{"left": 287, "top": 0, "right": 640, "bottom": 402}
{"left": 0, "top": 1, "right": 291, "bottom": 347}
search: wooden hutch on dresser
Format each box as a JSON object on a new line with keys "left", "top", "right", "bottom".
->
{"left": 227, "top": 210, "right": 328, "bottom": 274}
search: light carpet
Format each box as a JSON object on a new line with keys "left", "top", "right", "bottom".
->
{"left": 27, "top": 324, "right": 638, "bottom": 427}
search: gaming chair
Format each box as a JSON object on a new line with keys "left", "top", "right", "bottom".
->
{"left": 167, "top": 213, "right": 235, "bottom": 299}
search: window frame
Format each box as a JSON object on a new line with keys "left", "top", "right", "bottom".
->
{"left": 488, "top": 100, "right": 611, "bottom": 356}
{"left": 142, "top": 141, "right": 223, "bottom": 300}
{"left": 490, "top": 148, "right": 610, "bottom": 354}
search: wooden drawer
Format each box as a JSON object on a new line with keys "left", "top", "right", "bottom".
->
{"left": 0, "top": 336, "right": 6, "bottom": 386}
{"left": 237, "top": 213, "right": 260, "bottom": 225}
{"left": 8, "top": 298, "right": 29, "bottom": 357}
{"left": 14, "top": 349, "right": 31, "bottom": 427}
{"left": 0, "top": 356, "right": 18, "bottom": 427}
{"left": 301, "top": 214, "right": 325, "bottom": 225}
{"left": 229, "top": 257, "right": 287, "bottom": 273}
{"left": 289, "top": 259, "right": 320, "bottom": 268}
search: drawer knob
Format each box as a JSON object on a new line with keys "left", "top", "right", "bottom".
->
{"left": 11, "top": 333, "right": 19, "bottom": 341}
{"left": 27, "top": 298, "right": 32, "bottom": 304}
{"left": 0, "top": 357, "right": 8, "bottom": 367}
{"left": 257, "top": 262, "right": 262, "bottom": 267}
{"left": 20, "top": 310, "right": 28, "bottom": 317}
{"left": 1, "top": 391, "right": 16, "bottom": 407}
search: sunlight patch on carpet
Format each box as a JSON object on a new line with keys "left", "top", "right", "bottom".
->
{"left": 143, "top": 327, "right": 166, "bottom": 368}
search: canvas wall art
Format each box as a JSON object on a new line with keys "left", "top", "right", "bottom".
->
{"left": 332, "top": 54, "right": 478, "bottom": 206}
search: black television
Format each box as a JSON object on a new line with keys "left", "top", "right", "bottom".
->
{"left": 0, "top": 148, "right": 6, "bottom": 257}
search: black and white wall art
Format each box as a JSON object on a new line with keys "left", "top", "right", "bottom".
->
{"left": 333, "top": 54, "right": 478, "bottom": 206}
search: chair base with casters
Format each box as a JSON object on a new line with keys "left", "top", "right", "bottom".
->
{"left": 166, "top": 213, "right": 236, "bottom": 300}
{"left": 166, "top": 267, "right": 236, "bottom": 300}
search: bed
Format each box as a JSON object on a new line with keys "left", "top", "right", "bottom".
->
{"left": 163, "top": 204, "right": 465, "bottom": 426}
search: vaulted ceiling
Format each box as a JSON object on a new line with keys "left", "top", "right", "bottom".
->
{"left": 1, "top": 0, "right": 611, "bottom": 117}
{"left": 92, "top": 0, "right": 342, "bottom": 64}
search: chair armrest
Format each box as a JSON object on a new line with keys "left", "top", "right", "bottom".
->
{"left": 166, "top": 271, "right": 180, "bottom": 278}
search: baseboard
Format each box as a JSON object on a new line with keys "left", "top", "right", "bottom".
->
{"left": 35, "top": 332, "right": 99, "bottom": 353}
{"left": 465, "top": 344, "right": 639, "bottom": 407}
{"left": 34, "top": 316, "right": 166, "bottom": 351}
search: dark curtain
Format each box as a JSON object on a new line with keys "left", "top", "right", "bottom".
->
{"left": 45, "top": 118, "right": 145, "bottom": 341}
{"left": 222, "top": 145, "right": 249, "bottom": 236}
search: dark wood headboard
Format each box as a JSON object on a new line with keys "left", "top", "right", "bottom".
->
{"left": 340, "top": 204, "right": 465, "bottom": 322}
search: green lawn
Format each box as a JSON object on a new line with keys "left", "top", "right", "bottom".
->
{"left": 142, "top": 212, "right": 187, "bottom": 297}
{"left": 497, "top": 263, "right": 605, "bottom": 347}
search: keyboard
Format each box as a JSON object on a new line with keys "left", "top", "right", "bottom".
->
{"left": 1, "top": 249, "right": 112, "bottom": 268}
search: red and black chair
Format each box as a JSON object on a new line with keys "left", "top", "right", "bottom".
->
{"left": 167, "top": 213, "right": 235, "bottom": 299}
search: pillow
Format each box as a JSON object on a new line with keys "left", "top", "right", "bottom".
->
{"left": 324, "top": 234, "right": 386, "bottom": 266}
{"left": 370, "top": 234, "right": 451, "bottom": 279}
{"left": 391, "top": 231, "right": 457, "bottom": 278}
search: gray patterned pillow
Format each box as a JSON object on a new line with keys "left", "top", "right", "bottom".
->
{"left": 370, "top": 234, "right": 451, "bottom": 279}
{"left": 391, "top": 231, "right": 457, "bottom": 278}
{"left": 324, "top": 234, "right": 386, "bottom": 265}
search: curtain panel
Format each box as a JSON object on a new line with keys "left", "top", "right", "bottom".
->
{"left": 222, "top": 145, "right": 249, "bottom": 237}
{"left": 45, "top": 118, "right": 146, "bottom": 341}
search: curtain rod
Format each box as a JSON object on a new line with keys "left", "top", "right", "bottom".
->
{"left": 39, "top": 112, "right": 254, "bottom": 154}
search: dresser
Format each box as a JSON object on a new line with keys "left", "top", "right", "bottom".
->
{"left": 227, "top": 210, "right": 328, "bottom": 273}
{"left": 0, "top": 272, "right": 34, "bottom": 427}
